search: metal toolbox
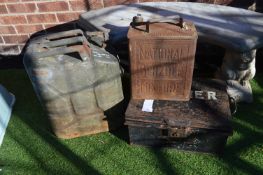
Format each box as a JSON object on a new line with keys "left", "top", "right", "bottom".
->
{"left": 128, "top": 16, "right": 197, "bottom": 101}
{"left": 23, "top": 29, "right": 123, "bottom": 139}
{"left": 125, "top": 79, "right": 232, "bottom": 153}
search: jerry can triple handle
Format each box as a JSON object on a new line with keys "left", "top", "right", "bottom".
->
{"left": 131, "top": 15, "right": 184, "bottom": 33}
{"left": 43, "top": 36, "right": 86, "bottom": 48}
{"left": 36, "top": 44, "right": 91, "bottom": 61}
{"left": 45, "top": 29, "right": 84, "bottom": 41}
{"left": 35, "top": 36, "right": 91, "bottom": 61}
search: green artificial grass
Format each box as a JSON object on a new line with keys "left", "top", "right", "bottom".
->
{"left": 0, "top": 69, "right": 263, "bottom": 175}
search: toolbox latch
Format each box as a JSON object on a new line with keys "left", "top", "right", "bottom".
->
{"left": 162, "top": 127, "right": 192, "bottom": 138}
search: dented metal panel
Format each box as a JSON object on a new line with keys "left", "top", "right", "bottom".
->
{"left": 23, "top": 29, "right": 123, "bottom": 139}
{"left": 128, "top": 16, "right": 197, "bottom": 101}
{"left": 125, "top": 79, "right": 232, "bottom": 153}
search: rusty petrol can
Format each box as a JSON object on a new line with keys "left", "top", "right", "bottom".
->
{"left": 125, "top": 79, "right": 232, "bottom": 154}
{"left": 23, "top": 29, "right": 123, "bottom": 139}
{"left": 128, "top": 15, "right": 198, "bottom": 101}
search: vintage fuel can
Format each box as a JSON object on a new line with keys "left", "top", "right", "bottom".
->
{"left": 128, "top": 15, "right": 197, "bottom": 101}
{"left": 125, "top": 79, "right": 232, "bottom": 154}
{"left": 23, "top": 29, "right": 123, "bottom": 139}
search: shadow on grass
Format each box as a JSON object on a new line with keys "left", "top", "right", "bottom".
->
{"left": 1, "top": 58, "right": 263, "bottom": 174}
{"left": 222, "top": 121, "right": 263, "bottom": 174}
{"left": 220, "top": 76, "right": 263, "bottom": 174}
{"left": 0, "top": 4, "right": 262, "bottom": 173}
{"left": 12, "top": 116, "right": 101, "bottom": 174}
{"left": 149, "top": 149, "right": 178, "bottom": 175}
{"left": 0, "top": 70, "right": 101, "bottom": 175}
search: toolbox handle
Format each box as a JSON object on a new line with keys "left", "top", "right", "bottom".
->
{"left": 132, "top": 15, "right": 185, "bottom": 33}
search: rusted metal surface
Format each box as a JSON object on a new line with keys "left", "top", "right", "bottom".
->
{"left": 85, "top": 31, "right": 107, "bottom": 47}
{"left": 128, "top": 16, "right": 197, "bottom": 101}
{"left": 23, "top": 29, "right": 123, "bottom": 139}
{"left": 125, "top": 79, "right": 232, "bottom": 153}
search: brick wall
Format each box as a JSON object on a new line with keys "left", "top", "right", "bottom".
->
{"left": 0, "top": 0, "right": 243, "bottom": 55}
{"left": 0, "top": 0, "right": 99, "bottom": 55}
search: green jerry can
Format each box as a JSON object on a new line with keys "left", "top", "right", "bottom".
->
{"left": 23, "top": 29, "right": 123, "bottom": 139}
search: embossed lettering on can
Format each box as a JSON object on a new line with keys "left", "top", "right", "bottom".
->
{"left": 128, "top": 21, "right": 198, "bottom": 101}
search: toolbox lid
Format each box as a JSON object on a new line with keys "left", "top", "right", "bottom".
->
{"left": 127, "top": 16, "right": 197, "bottom": 39}
{"left": 125, "top": 79, "right": 232, "bottom": 132}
